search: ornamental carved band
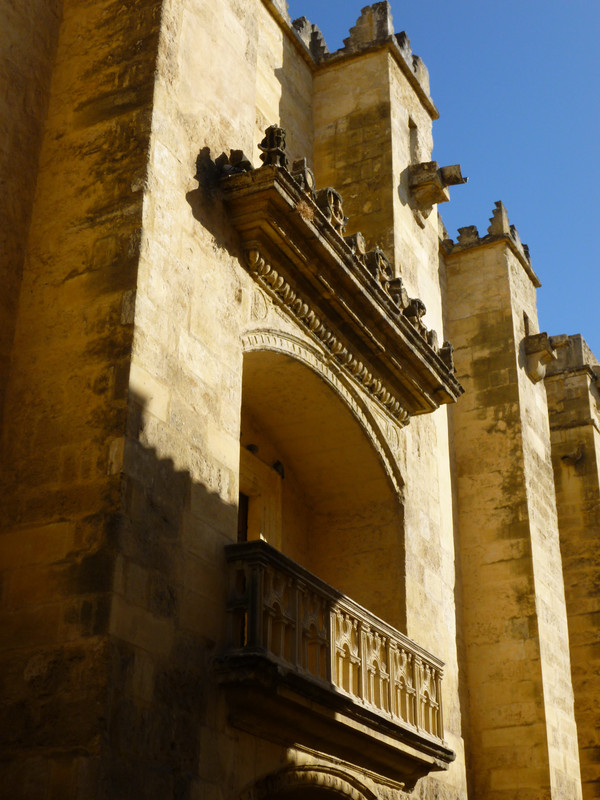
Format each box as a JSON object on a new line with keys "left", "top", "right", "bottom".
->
{"left": 246, "top": 249, "right": 410, "bottom": 424}
{"left": 218, "top": 125, "right": 464, "bottom": 418}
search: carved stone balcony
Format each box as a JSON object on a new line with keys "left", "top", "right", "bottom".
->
{"left": 216, "top": 541, "right": 455, "bottom": 788}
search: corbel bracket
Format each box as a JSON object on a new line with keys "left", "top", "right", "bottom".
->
{"left": 524, "top": 332, "right": 557, "bottom": 383}
{"left": 408, "top": 161, "right": 467, "bottom": 214}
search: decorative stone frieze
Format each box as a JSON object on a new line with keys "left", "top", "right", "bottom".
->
{"left": 216, "top": 540, "right": 455, "bottom": 787}
{"left": 245, "top": 251, "right": 410, "bottom": 423}
{"left": 218, "top": 126, "right": 464, "bottom": 420}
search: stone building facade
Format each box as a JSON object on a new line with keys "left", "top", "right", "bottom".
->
{"left": 1, "top": 1, "right": 598, "bottom": 799}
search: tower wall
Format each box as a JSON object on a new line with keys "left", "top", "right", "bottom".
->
{"left": 0, "top": 0, "right": 63, "bottom": 421}
{"left": 445, "top": 230, "right": 582, "bottom": 800}
{"left": 545, "top": 337, "right": 600, "bottom": 800}
{"left": 0, "top": 0, "right": 161, "bottom": 793}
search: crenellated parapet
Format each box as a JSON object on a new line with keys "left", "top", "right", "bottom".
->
{"left": 442, "top": 201, "right": 541, "bottom": 288}
{"left": 291, "top": 16, "right": 329, "bottom": 61}
{"left": 216, "top": 126, "right": 463, "bottom": 423}
{"left": 289, "top": 1, "right": 437, "bottom": 118}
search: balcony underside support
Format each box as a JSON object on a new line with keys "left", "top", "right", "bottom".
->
{"left": 217, "top": 652, "right": 454, "bottom": 791}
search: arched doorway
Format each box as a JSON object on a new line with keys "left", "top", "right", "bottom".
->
{"left": 238, "top": 344, "right": 406, "bottom": 631}
{"left": 238, "top": 765, "right": 377, "bottom": 800}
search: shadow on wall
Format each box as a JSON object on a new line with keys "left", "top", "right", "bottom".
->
{"left": 185, "top": 147, "right": 245, "bottom": 261}
{"left": 100, "top": 389, "right": 237, "bottom": 799}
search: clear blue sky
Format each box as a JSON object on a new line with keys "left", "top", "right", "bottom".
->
{"left": 288, "top": 1, "right": 600, "bottom": 358}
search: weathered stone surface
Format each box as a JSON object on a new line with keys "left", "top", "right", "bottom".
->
{"left": 445, "top": 221, "right": 582, "bottom": 800}
{"left": 0, "top": 2, "right": 596, "bottom": 799}
{"left": 545, "top": 335, "right": 600, "bottom": 800}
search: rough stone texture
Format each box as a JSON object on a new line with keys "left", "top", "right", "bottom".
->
{"left": 445, "top": 226, "right": 582, "bottom": 800}
{"left": 545, "top": 336, "right": 600, "bottom": 800}
{"left": 0, "top": 0, "right": 63, "bottom": 423}
{"left": 0, "top": 0, "right": 161, "bottom": 793}
{"left": 0, "top": 2, "right": 596, "bottom": 799}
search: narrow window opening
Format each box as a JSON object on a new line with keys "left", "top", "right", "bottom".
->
{"left": 409, "top": 118, "right": 419, "bottom": 163}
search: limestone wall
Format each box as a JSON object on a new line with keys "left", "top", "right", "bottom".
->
{"left": 0, "top": 0, "right": 62, "bottom": 422}
{"left": 107, "top": 0, "right": 316, "bottom": 794}
{"left": 0, "top": 0, "right": 161, "bottom": 793}
{"left": 3, "top": 2, "right": 589, "bottom": 800}
{"left": 445, "top": 233, "right": 581, "bottom": 800}
{"left": 545, "top": 337, "right": 600, "bottom": 800}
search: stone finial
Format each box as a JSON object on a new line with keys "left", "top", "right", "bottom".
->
{"left": 385, "top": 277, "right": 409, "bottom": 310}
{"left": 439, "top": 342, "right": 455, "bottom": 372}
{"left": 345, "top": 232, "right": 367, "bottom": 259}
{"left": 291, "top": 158, "right": 316, "bottom": 197}
{"left": 292, "top": 17, "right": 329, "bottom": 61}
{"left": 395, "top": 31, "right": 412, "bottom": 59}
{"left": 343, "top": 2, "right": 394, "bottom": 51}
{"left": 487, "top": 202, "right": 532, "bottom": 265}
{"left": 315, "top": 187, "right": 348, "bottom": 234}
{"left": 457, "top": 226, "right": 479, "bottom": 246}
{"left": 364, "top": 247, "right": 393, "bottom": 283}
{"left": 259, "top": 125, "right": 288, "bottom": 168}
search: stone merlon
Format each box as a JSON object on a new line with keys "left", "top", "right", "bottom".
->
{"left": 545, "top": 334, "right": 600, "bottom": 379}
{"left": 290, "top": 2, "right": 436, "bottom": 117}
{"left": 442, "top": 201, "right": 541, "bottom": 288}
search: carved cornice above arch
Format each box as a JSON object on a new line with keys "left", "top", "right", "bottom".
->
{"left": 219, "top": 128, "right": 463, "bottom": 420}
{"left": 245, "top": 251, "right": 410, "bottom": 425}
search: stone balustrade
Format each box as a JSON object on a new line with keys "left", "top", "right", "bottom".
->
{"left": 224, "top": 540, "right": 445, "bottom": 745}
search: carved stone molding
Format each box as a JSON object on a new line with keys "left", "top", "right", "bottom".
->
{"left": 218, "top": 127, "right": 464, "bottom": 419}
{"left": 245, "top": 250, "right": 410, "bottom": 424}
{"left": 238, "top": 765, "right": 377, "bottom": 800}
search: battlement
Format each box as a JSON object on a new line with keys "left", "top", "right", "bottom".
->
{"left": 443, "top": 201, "right": 541, "bottom": 287}
{"left": 545, "top": 334, "right": 599, "bottom": 378}
{"left": 292, "top": 17, "right": 330, "bottom": 61}
{"left": 290, "top": 2, "right": 436, "bottom": 117}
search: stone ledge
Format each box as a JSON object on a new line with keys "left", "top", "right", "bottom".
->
{"left": 216, "top": 653, "right": 455, "bottom": 791}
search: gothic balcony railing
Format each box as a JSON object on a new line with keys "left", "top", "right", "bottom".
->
{"left": 217, "top": 540, "right": 455, "bottom": 787}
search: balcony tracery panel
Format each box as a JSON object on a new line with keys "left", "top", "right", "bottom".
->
{"left": 217, "top": 540, "right": 455, "bottom": 788}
